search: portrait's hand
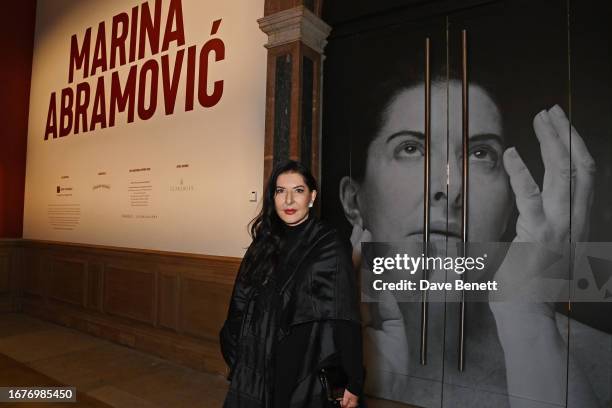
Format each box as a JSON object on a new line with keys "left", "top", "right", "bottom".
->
{"left": 492, "top": 105, "right": 595, "bottom": 305}
{"left": 504, "top": 105, "right": 594, "bottom": 246}
{"left": 339, "top": 388, "right": 359, "bottom": 407}
{"left": 350, "top": 224, "right": 409, "bottom": 375}
{"left": 490, "top": 106, "right": 598, "bottom": 407}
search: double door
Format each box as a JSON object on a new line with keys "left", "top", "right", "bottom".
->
{"left": 322, "top": 1, "right": 612, "bottom": 407}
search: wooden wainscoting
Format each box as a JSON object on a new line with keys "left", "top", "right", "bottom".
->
{"left": 15, "top": 239, "right": 241, "bottom": 377}
{"left": 0, "top": 240, "right": 22, "bottom": 312}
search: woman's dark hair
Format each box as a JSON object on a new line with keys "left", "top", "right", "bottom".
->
{"left": 241, "top": 160, "right": 318, "bottom": 286}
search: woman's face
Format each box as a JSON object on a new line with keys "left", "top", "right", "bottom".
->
{"left": 344, "top": 81, "right": 512, "bottom": 243}
{"left": 274, "top": 171, "right": 316, "bottom": 226}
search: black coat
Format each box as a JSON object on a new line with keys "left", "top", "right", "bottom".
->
{"left": 219, "top": 217, "right": 361, "bottom": 408}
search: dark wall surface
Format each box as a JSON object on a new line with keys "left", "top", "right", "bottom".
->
{"left": 0, "top": 1, "right": 36, "bottom": 238}
{"left": 321, "top": 1, "right": 612, "bottom": 407}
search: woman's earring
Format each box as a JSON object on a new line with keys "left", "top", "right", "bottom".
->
{"left": 308, "top": 202, "right": 313, "bottom": 208}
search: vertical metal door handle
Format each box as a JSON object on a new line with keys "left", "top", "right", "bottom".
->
{"left": 458, "top": 28, "right": 469, "bottom": 373}
{"left": 420, "top": 36, "right": 431, "bottom": 366}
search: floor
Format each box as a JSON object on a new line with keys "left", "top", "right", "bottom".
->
{"left": 0, "top": 313, "right": 413, "bottom": 408}
{"left": 0, "top": 313, "right": 228, "bottom": 407}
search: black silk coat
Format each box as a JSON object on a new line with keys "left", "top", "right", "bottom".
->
{"left": 219, "top": 217, "right": 361, "bottom": 408}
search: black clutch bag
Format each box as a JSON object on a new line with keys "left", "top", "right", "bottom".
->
{"left": 318, "top": 365, "right": 348, "bottom": 407}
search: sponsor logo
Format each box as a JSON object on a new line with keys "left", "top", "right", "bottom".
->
{"left": 170, "top": 178, "right": 194, "bottom": 192}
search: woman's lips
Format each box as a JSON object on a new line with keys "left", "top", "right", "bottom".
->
{"left": 284, "top": 209, "right": 297, "bottom": 215}
{"left": 407, "top": 221, "right": 462, "bottom": 240}
{"left": 429, "top": 230, "right": 461, "bottom": 239}
{"left": 407, "top": 232, "right": 461, "bottom": 241}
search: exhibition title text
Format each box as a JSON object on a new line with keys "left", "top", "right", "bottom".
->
{"left": 44, "top": 0, "right": 225, "bottom": 140}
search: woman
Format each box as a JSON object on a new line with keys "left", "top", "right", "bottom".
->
{"left": 220, "top": 160, "right": 365, "bottom": 408}
{"left": 337, "top": 76, "right": 607, "bottom": 407}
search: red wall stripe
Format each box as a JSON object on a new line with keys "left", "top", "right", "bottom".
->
{"left": 0, "top": 1, "right": 36, "bottom": 238}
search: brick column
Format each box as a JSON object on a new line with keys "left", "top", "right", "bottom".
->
{"left": 258, "top": 1, "right": 331, "bottom": 186}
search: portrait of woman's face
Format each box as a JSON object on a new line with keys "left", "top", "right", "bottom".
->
{"left": 341, "top": 80, "right": 513, "bottom": 243}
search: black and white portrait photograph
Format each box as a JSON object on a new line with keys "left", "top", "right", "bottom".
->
{"left": 322, "top": 1, "right": 612, "bottom": 407}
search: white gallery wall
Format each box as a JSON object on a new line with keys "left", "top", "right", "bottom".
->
{"left": 23, "top": 0, "right": 267, "bottom": 256}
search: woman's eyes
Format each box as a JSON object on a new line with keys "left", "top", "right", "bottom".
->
{"left": 394, "top": 141, "right": 424, "bottom": 159}
{"left": 391, "top": 140, "right": 499, "bottom": 168}
{"left": 275, "top": 188, "right": 305, "bottom": 194}
{"left": 469, "top": 145, "right": 499, "bottom": 167}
